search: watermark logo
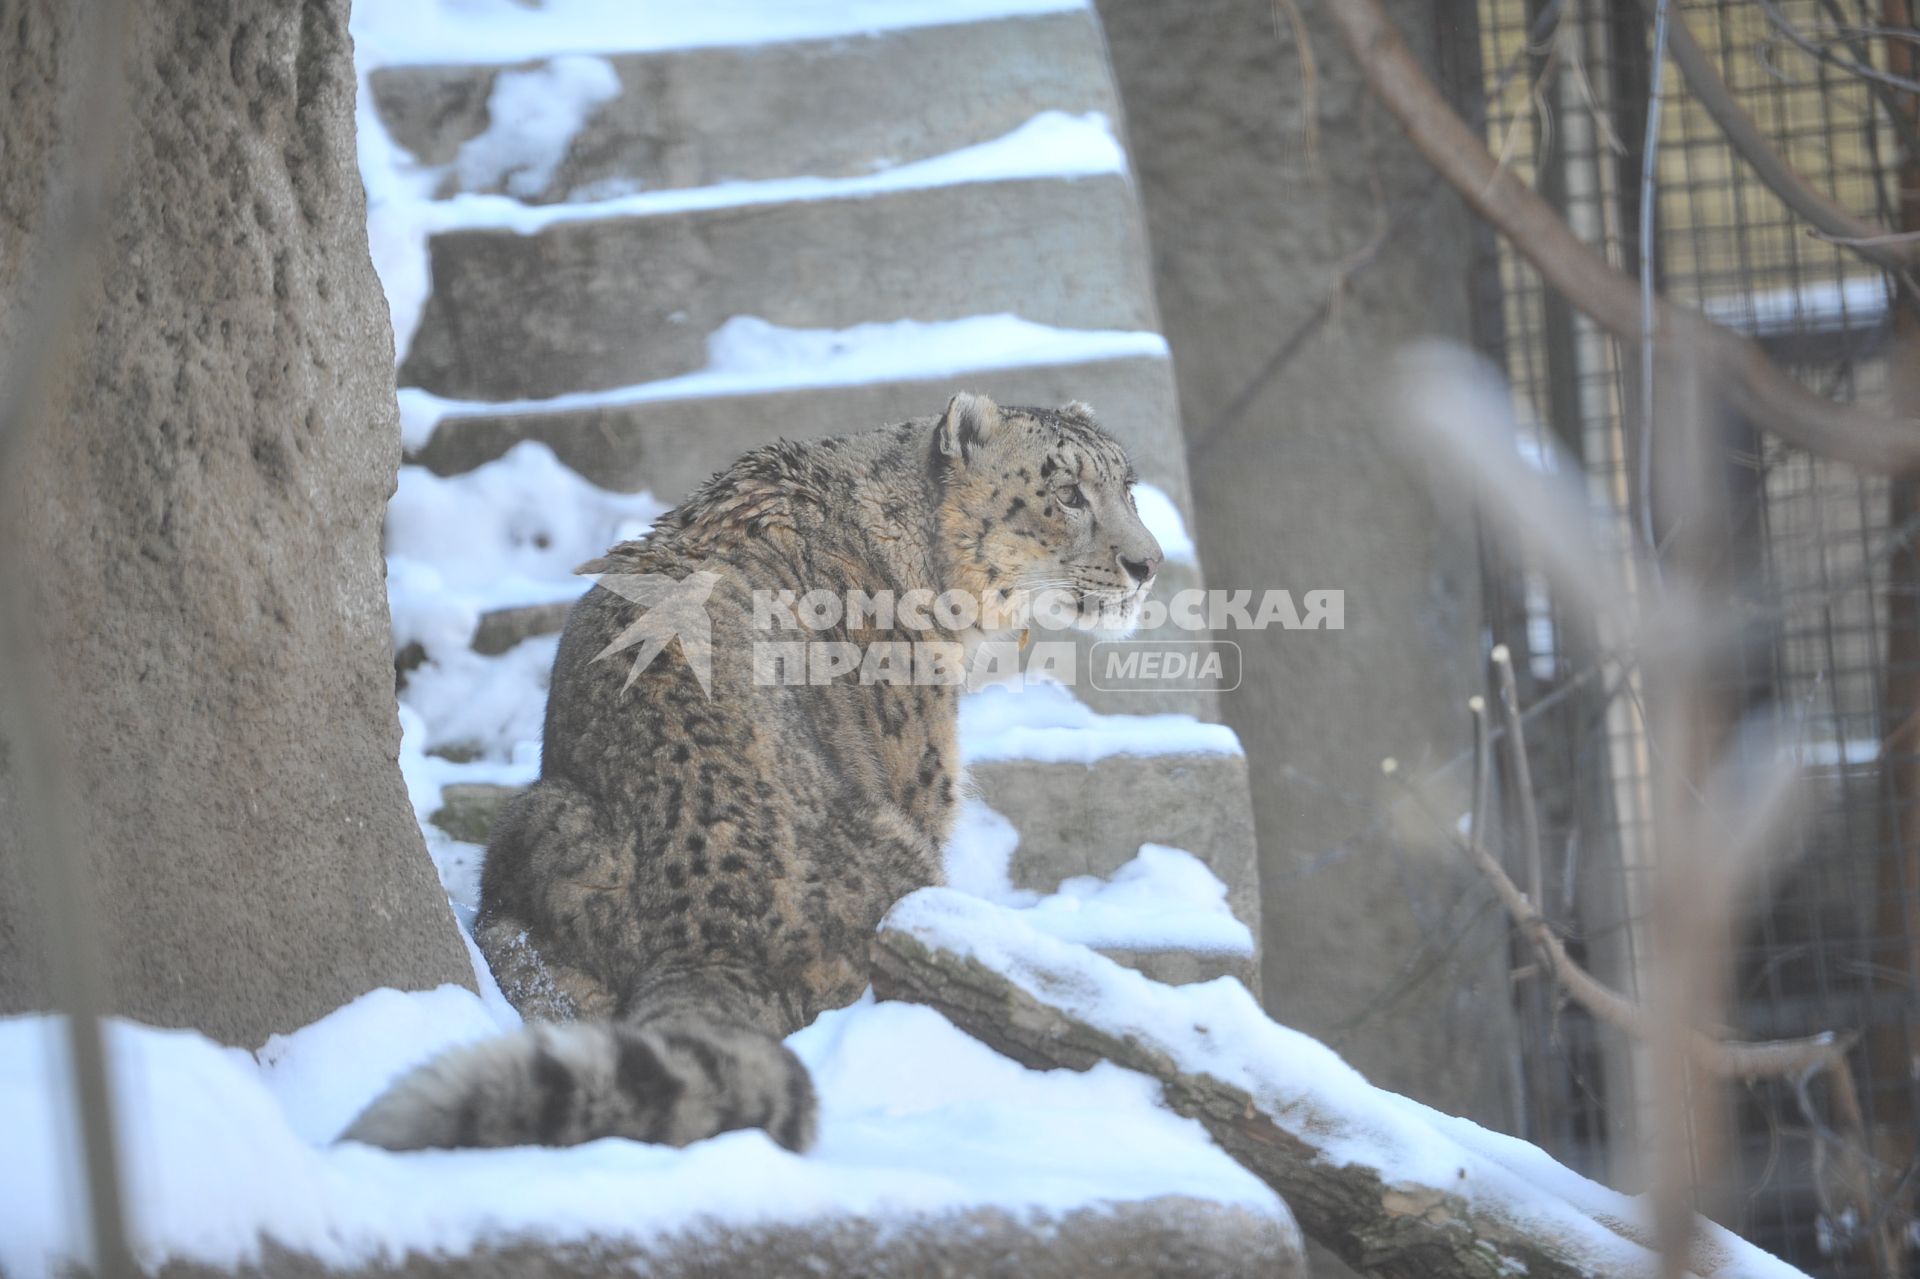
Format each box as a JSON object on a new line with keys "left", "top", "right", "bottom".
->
{"left": 590, "top": 569, "right": 723, "bottom": 696}
{"left": 1091, "top": 640, "right": 1243, "bottom": 693}
{"left": 589, "top": 574, "right": 1340, "bottom": 694}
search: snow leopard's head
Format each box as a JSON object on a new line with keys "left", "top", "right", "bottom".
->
{"left": 932, "top": 392, "right": 1162, "bottom": 637}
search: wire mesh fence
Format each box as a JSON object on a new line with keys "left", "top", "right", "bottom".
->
{"left": 1451, "top": 0, "right": 1918, "bottom": 1272}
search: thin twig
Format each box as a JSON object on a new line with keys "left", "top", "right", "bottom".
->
{"left": 1640, "top": 0, "right": 1674, "bottom": 566}
{"left": 1757, "top": 0, "right": 1920, "bottom": 95}
{"left": 1390, "top": 766, "right": 1852, "bottom": 1082}
{"left": 1490, "top": 645, "right": 1545, "bottom": 916}
{"left": 1810, "top": 226, "right": 1920, "bottom": 247}
{"left": 1270, "top": 0, "right": 1321, "bottom": 182}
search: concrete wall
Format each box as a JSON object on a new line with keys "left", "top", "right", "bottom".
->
{"left": 1094, "top": 0, "right": 1524, "bottom": 1131}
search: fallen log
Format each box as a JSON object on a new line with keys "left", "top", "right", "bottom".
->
{"left": 870, "top": 889, "right": 1809, "bottom": 1279}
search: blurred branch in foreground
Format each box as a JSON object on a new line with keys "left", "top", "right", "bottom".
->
{"left": 1392, "top": 341, "right": 1912, "bottom": 1279}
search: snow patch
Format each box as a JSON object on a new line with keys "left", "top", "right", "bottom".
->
{"left": 960, "top": 681, "right": 1242, "bottom": 763}
{"left": 256, "top": 987, "right": 514, "bottom": 1146}
{"left": 942, "top": 797, "right": 1035, "bottom": 906}
{"left": 355, "top": 61, "right": 438, "bottom": 364}
{"left": 1132, "top": 482, "right": 1195, "bottom": 567}
{"left": 943, "top": 808, "right": 1250, "bottom": 954}
{"left": 1017, "top": 845, "right": 1252, "bottom": 955}
{"left": 455, "top": 55, "right": 621, "bottom": 198}
{"left": 1, "top": 984, "right": 1279, "bottom": 1277}
{"left": 403, "top": 633, "right": 558, "bottom": 764}
{"left": 386, "top": 441, "right": 663, "bottom": 591}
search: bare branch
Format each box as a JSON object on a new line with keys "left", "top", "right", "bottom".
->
{"left": 1641, "top": 2, "right": 1917, "bottom": 272}
{"left": 1757, "top": 0, "right": 1920, "bottom": 96}
{"left": 1391, "top": 763, "right": 1850, "bottom": 1083}
{"left": 1490, "top": 646, "right": 1546, "bottom": 916}
{"left": 1325, "top": 0, "right": 1920, "bottom": 473}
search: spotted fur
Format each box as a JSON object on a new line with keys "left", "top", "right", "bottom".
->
{"left": 341, "top": 395, "right": 1161, "bottom": 1154}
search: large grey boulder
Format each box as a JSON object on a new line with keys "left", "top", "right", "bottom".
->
{"left": 0, "top": 0, "right": 473, "bottom": 1045}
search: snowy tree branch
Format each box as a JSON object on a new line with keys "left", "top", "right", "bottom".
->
{"left": 871, "top": 890, "right": 1810, "bottom": 1279}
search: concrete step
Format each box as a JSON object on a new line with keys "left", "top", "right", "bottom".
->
{"left": 409, "top": 354, "right": 1196, "bottom": 526}
{"left": 427, "top": 749, "right": 1259, "bottom": 993}
{"left": 399, "top": 175, "right": 1156, "bottom": 400}
{"left": 470, "top": 600, "right": 572, "bottom": 657}
{"left": 369, "top": 13, "right": 1118, "bottom": 204}
{"left": 967, "top": 752, "right": 1260, "bottom": 966}
{"left": 154, "top": 1196, "right": 1303, "bottom": 1278}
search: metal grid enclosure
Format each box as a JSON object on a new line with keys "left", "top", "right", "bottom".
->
{"left": 1454, "top": 0, "right": 1918, "bottom": 1273}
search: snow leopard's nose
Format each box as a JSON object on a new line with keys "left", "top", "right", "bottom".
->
{"left": 1120, "top": 551, "right": 1160, "bottom": 584}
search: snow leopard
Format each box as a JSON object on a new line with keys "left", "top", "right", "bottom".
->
{"left": 342, "top": 394, "right": 1164, "bottom": 1154}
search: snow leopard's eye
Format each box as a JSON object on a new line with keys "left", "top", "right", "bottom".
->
{"left": 1058, "top": 484, "right": 1088, "bottom": 511}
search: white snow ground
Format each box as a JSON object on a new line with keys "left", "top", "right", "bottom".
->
{"left": 0, "top": 989, "right": 1276, "bottom": 1277}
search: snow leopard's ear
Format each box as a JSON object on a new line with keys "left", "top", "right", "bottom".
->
{"left": 937, "top": 391, "right": 1002, "bottom": 463}
{"left": 1058, "top": 400, "right": 1097, "bottom": 425}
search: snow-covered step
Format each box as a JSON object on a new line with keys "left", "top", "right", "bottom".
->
{"left": 470, "top": 600, "right": 572, "bottom": 656}
{"left": 403, "top": 329, "right": 1192, "bottom": 520}
{"left": 399, "top": 168, "right": 1154, "bottom": 400}
{"left": 966, "top": 754, "right": 1256, "bottom": 941}
{"left": 2, "top": 978, "right": 1305, "bottom": 1278}
{"left": 959, "top": 684, "right": 1259, "bottom": 991}
{"left": 368, "top": 12, "right": 1117, "bottom": 204}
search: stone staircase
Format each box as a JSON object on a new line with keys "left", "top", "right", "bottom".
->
{"left": 367, "top": 3, "right": 1262, "bottom": 994}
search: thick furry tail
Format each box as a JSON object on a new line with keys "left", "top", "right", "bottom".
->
{"left": 339, "top": 1017, "right": 817, "bottom": 1154}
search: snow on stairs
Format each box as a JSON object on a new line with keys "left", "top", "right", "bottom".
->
{"left": 398, "top": 160, "right": 1153, "bottom": 400}
{"left": 368, "top": 10, "right": 1118, "bottom": 203}
{"left": 368, "top": 2, "right": 1263, "bottom": 994}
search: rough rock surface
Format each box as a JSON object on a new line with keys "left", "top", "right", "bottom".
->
{"left": 0, "top": 0, "right": 473, "bottom": 1045}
